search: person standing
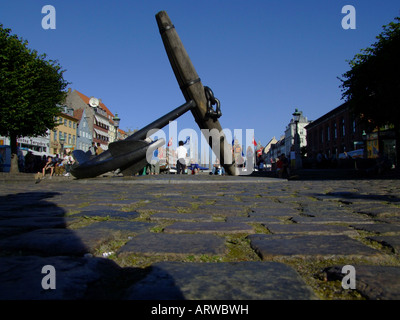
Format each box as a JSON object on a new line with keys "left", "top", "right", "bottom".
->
{"left": 96, "top": 142, "right": 104, "bottom": 155}
{"left": 176, "top": 141, "right": 187, "bottom": 174}
{"left": 63, "top": 151, "right": 75, "bottom": 177}
{"left": 89, "top": 142, "right": 97, "bottom": 156}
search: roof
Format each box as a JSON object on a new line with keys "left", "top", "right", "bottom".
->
{"left": 305, "top": 102, "right": 350, "bottom": 130}
{"left": 58, "top": 112, "right": 79, "bottom": 122}
{"left": 73, "top": 90, "right": 116, "bottom": 125}
{"left": 73, "top": 108, "right": 84, "bottom": 121}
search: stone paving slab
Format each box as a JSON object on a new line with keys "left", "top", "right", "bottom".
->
{"left": 350, "top": 204, "right": 400, "bottom": 218}
{"left": 263, "top": 223, "right": 358, "bottom": 236}
{"left": 227, "top": 216, "right": 281, "bottom": 223}
{"left": 0, "top": 216, "right": 70, "bottom": 230}
{"left": 323, "top": 265, "right": 400, "bottom": 300}
{"left": 71, "top": 208, "right": 140, "bottom": 220}
{"left": 118, "top": 233, "right": 227, "bottom": 256}
{"left": 0, "top": 255, "right": 123, "bottom": 300}
{"left": 249, "top": 207, "right": 299, "bottom": 217}
{"left": 0, "top": 228, "right": 114, "bottom": 256}
{"left": 0, "top": 206, "right": 65, "bottom": 219}
{"left": 81, "top": 220, "right": 157, "bottom": 237}
{"left": 125, "top": 261, "right": 318, "bottom": 300}
{"left": 150, "top": 212, "right": 213, "bottom": 222}
{"left": 367, "top": 235, "right": 400, "bottom": 253}
{"left": 291, "top": 214, "right": 371, "bottom": 224}
{"left": 163, "top": 222, "right": 255, "bottom": 234}
{"left": 191, "top": 205, "right": 249, "bottom": 216}
{"left": 248, "top": 234, "right": 382, "bottom": 259}
{"left": 351, "top": 224, "right": 400, "bottom": 234}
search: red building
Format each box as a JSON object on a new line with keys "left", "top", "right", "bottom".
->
{"left": 305, "top": 102, "right": 366, "bottom": 160}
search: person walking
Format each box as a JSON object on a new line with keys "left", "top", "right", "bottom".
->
{"left": 176, "top": 141, "right": 187, "bottom": 174}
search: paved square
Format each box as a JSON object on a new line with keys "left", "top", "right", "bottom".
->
{"left": 118, "top": 233, "right": 227, "bottom": 256}
{"left": 126, "top": 261, "right": 318, "bottom": 300}
{"left": 248, "top": 234, "right": 382, "bottom": 259}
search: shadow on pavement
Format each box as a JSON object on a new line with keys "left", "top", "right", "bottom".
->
{"left": 0, "top": 191, "right": 183, "bottom": 299}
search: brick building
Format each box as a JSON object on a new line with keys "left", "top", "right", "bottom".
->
{"left": 305, "top": 102, "right": 365, "bottom": 160}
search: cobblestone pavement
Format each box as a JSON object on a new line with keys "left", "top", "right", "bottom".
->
{"left": 1, "top": 173, "right": 400, "bottom": 300}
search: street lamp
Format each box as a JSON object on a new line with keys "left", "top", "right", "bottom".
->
{"left": 292, "top": 108, "right": 302, "bottom": 170}
{"left": 59, "top": 136, "right": 65, "bottom": 156}
{"left": 362, "top": 130, "right": 367, "bottom": 159}
{"left": 113, "top": 113, "right": 120, "bottom": 141}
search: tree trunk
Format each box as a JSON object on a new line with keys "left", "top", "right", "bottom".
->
{"left": 395, "top": 123, "right": 400, "bottom": 169}
{"left": 9, "top": 132, "right": 19, "bottom": 173}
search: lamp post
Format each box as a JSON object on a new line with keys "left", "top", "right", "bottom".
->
{"left": 292, "top": 108, "right": 302, "bottom": 170}
{"left": 59, "top": 136, "right": 65, "bottom": 156}
{"left": 113, "top": 113, "right": 120, "bottom": 142}
{"left": 362, "top": 130, "right": 367, "bottom": 159}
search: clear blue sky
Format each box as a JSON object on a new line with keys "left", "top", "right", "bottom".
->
{"left": 1, "top": 0, "right": 399, "bottom": 147}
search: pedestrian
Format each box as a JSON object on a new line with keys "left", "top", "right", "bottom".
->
{"left": 276, "top": 155, "right": 283, "bottom": 178}
{"left": 96, "top": 143, "right": 104, "bottom": 155}
{"left": 89, "top": 142, "right": 97, "bottom": 156}
{"left": 150, "top": 148, "right": 160, "bottom": 175}
{"left": 280, "top": 153, "right": 290, "bottom": 178}
{"left": 63, "top": 151, "right": 75, "bottom": 177}
{"left": 176, "top": 140, "right": 187, "bottom": 174}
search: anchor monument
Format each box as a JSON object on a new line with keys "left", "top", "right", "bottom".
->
{"left": 70, "top": 11, "right": 237, "bottom": 179}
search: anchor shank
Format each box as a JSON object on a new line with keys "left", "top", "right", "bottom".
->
{"left": 126, "top": 100, "right": 195, "bottom": 141}
{"left": 155, "top": 11, "right": 236, "bottom": 175}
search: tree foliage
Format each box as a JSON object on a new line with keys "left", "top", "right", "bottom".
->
{"left": 340, "top": 17, "right": 400, "bottom": 127}
{"left": 0, "top": 24, "right": 69, "bottom": 159}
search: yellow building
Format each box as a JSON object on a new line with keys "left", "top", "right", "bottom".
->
{"left": 49, "top": 106, "right": 79, "bottom": 155}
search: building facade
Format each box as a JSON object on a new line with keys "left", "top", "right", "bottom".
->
{"left": 264, "top": 110, "right": 309, "bottom": 163}
{"left": 305, "top": 102, "right": 365, "bottom": 160}
{"left": 74, "top": 108, "right": 92, "bottom": 152}
{"left": 93, "top": 106, "right": 110, "bottom": 150}
{"left": 284, "top": 110, "right": 309, "bottom": 157}
{"left": 50, "top": 105, "right": 79, "bottom": 155}
{"left": 64, "top": 89, "right": 120, "bottom": 152}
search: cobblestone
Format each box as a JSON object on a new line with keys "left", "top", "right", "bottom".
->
{"left": 1, "top": 172, "right": 400, "bottom": 300}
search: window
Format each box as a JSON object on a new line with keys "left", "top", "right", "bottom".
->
{"left": 69, "top": 120, "right": 71, "bottom": 128}
{"left": 68, "top": 134, "right": 71, "bottom": 144}
{"left": 73, "top": 122, "right": 76, "bottom": 129}
{"left": 327, "top": 126, "right": 330, "bottom": 141}
{"left": 59, "top": 131, "right": 62, "bottom": 140}
{"left": 64, "top": 119, "right": 67, "bottom": 126}
{"left": 334, "top": 123, "right": 337, "bottom": 139}
{"left": 342, "top": 119, "right": 345, "bottom": 136}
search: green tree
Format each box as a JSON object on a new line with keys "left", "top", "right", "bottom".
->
{"left": 0, "top": 24, "right": 69, "bottom": 172}
{"left": 340, "top": 17, "right": 400, "bottom": 166}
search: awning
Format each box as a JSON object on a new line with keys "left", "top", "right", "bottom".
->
{"left": 93, "top": 128, "right": 108, "bottom": 137}
{"left": 94, "top": 115, "right": 109, "bottom": 127}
